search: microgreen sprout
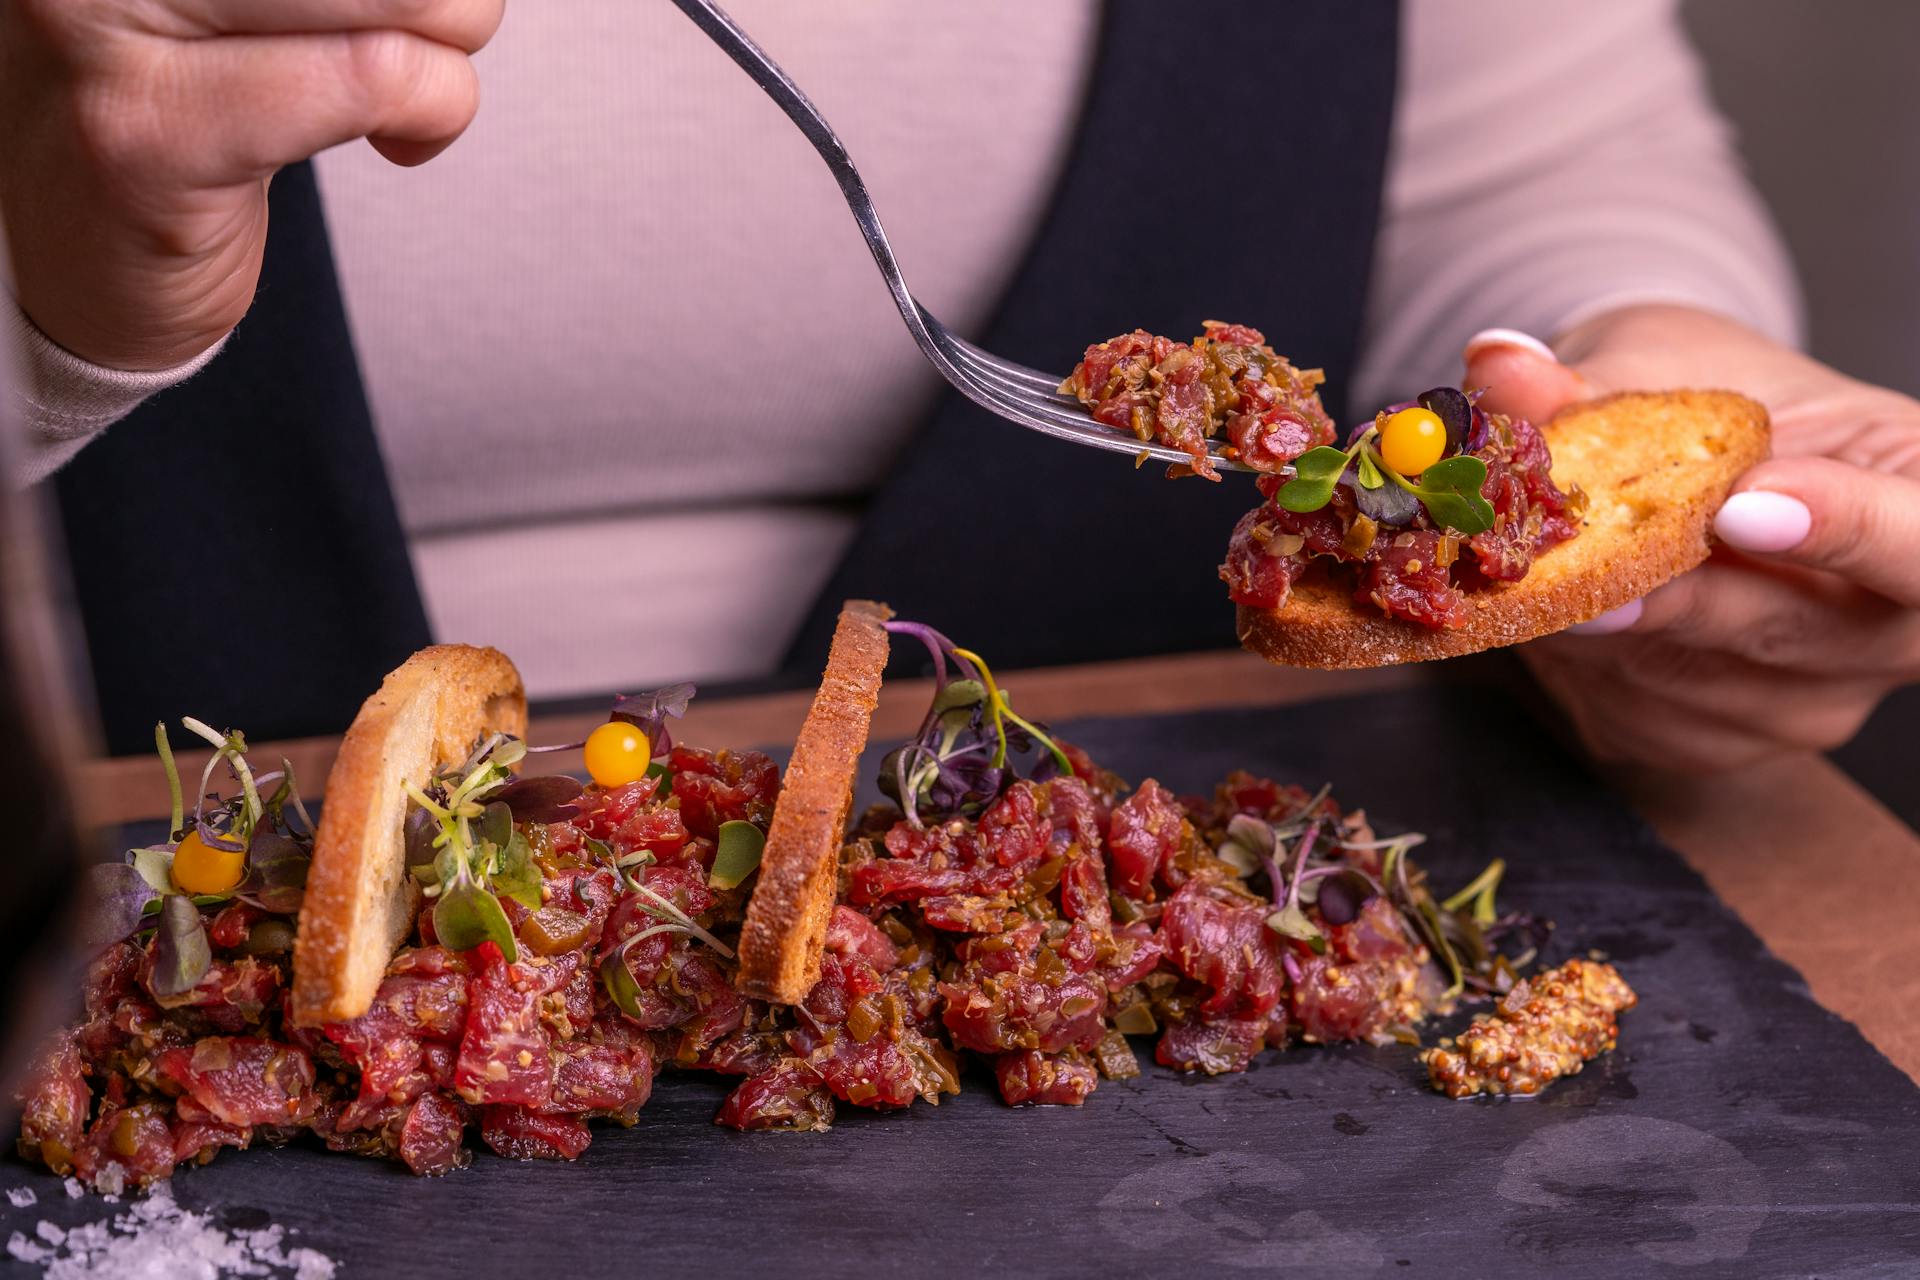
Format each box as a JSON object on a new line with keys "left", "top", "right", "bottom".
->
{"left": 154, "top": 722, "right": 183, "bottom": 838}
{"left": 1273, "top": 393, "right": 1497, "bottom": 535}
{"left": 599, "top": 877, "right": 740, "bottom": 1020}
{"left": 404, "top": 737, "right": 535, "bottom": 959}
{"left": 880, "top": 621, "right": 1073, "bottom": 830}
{"left": 1263, "top": 820, "right": 1327, "bottom": 953}
{"left": 1440, "top": 857, "right": 1505, "bottom": 924}
{"left": 181, "top": 717, "right": 263, "bottom": 845}
{"left": 85, "top": 717, "right": 313, "bottom": 981}
{"left": 1220, "top": 797, "right": 1540, "bottom": 1005}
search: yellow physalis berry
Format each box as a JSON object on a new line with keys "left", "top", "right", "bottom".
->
{"left": 171, "top": 829, "right": 247, "bottom": 895}
{"left": 1379, "top": 405, "right": 1448, "bottom": 477}
{"left": 584, "top": 720, "right": 651, "bottom": 788}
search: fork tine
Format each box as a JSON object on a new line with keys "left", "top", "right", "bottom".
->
{"left": 932, "top": 352, "right": 1247, "bottom": 470}
{"left": 917, "top": 310, "right": 1070, "bottom": 394}
{"left": 919, "top": 317, "right": 1254, "bottom": 472}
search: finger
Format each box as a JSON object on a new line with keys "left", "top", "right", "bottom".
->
{"left": 1624, "top": 556, "right": 1920, "bottom": 679}
{"left": 148, "top": 0, "right": 505, "bottom": 55}
{"left": 1461, "top": 329, "right": 1593, "bottom": 423}
{"left": 1714, "top": 456, "right": 1920, "bottom": 608}
{"left": 162, "top": 32, "right": 481, "bottom": 181}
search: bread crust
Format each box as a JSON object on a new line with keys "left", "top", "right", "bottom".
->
{"left": 736, "top": 600, "right": 892, "bottom": 1004}
{"left": 1238, "top": 390, "right": 1771, "bottom": 669}
{"left": 291, "top": 645, "right": 526, "bottom": 1026}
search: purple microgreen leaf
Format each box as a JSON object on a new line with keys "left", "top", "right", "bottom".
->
{"left": 1315, "top": 868, "right": 1377, "bottom": 927}
{"left": 194, "top": 815, "right": 247, "bottom": 853}
{"left": 610, "top": 683, "right": 696, "bottom": 753}
{"left": 235, "top": 831, "right": 309, "bottom": 915}
{"left": 490, "top": 774, "right": 584, "bottom": 823}
{"left": 81, "top": 864, "right": 160, "bottom": 951}
{"left": 149, "top": 895, "right": 211, "bottom": 999}
{"left": 1342, "top": 470, "right": 1421, "bottom": 526}
{"left": 404, "top": 806, "right": 440, "bottom": 871}
{"left": 1417, "top": 386, "right": 1474, "bottom": 454}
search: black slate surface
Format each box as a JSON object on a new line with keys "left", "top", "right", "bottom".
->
{"left": 5, "top": 686, "right": 1918, "bottom": 1278}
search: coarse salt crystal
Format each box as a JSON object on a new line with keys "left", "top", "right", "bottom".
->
{"left": 8, "top": 1188, "right": 38, "bottom": 1208}
{"left": 5, "top": 1182, "right": 337, "bottom": 1280}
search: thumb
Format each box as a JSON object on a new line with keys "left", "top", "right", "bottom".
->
{"left": 1461, "top": 328, "right": 1594, "bottom": 423}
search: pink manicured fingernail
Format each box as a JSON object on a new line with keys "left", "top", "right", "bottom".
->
{"left": 1714, "top": 490, "right": 1811, "bottom": 553}
{"left": 1463, "top": 328, "right": 1559, "bottom": 364}
{"left": 1569, "top": 599, "right": 1644, "bottom": 635}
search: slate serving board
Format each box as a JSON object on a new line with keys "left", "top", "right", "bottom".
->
{"left": 5, "top": 686, "right": 1918, "bottom": 1278}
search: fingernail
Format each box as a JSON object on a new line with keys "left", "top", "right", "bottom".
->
{"left": 1569, "top": 598, "right": 1644, "bottom": 635}
{"left": 1463, "top": 328, "right": 1559, "bottom": 365}
{"left": 1714, "top": 490, "right": 1811, "bottom": 553}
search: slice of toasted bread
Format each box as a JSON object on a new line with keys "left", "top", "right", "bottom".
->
{"left": 1237, "top": 390, "right": 1771, "bottom": 668}
{"left": 291, "top": 645, "right": 526, "bottom": 1026}
{"left": 735, "top": 600, "right": 892, "bottom": 1004}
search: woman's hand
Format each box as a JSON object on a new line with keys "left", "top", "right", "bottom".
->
{"left": 1463, "top": 305, "right": 1920, "bottom": 772}
{"left": 0, "top": 0, "right": 504, "bottom": 371}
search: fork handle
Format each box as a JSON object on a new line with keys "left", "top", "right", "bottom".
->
{"left": 668, "top": 0, "right": 852, "bottom": 168}
{"left": 668, "top": 0, "right": 948, "bottom": 369}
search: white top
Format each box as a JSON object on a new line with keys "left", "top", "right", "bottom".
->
{"left": 10, "top": 0, "right": 1800, "bottom": 700}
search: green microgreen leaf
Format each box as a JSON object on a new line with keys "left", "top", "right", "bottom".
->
{"left": 1265, "top": 902, "right": 1328, "bottom": 954}
{"left": 1417, "top": 489, "right": 1496, "bottom": 536}
{"left": 130, "top": 846, "right": 175, "bottom": 895}
{"left": 1273, "top": 445, "right": 1353, "bottom": 513}
{"left": 1217, "top": 813, "right": 1275, "bottom": 877}
{"left": 149, "top": 894, "right": 212, "bottom": 999}
{"left": 474, "top": 800, "right": 513, "bottom": 853}
{"left": 433, "top": 880, "right": 517, "bottom": 961}
{"left": 1356, "top": 448, "right": 1386, "bottom": 490}
{"left": 709, "top": 820, "right": 766, "bottom": 891}
{"left": 644, "top": 760, "right": 673, "bottom": 797}
{"left": 490, "top": 828, "right": 543, "bottom": 911}
{"left": 155, "top": 723, "right": 183, "bottom": 839}
{"left": 1415, "top": 894, "right": 1464, "bottom": 999}
{"left": 599, "top": 945, "right": 646, "bottom": 1020}
{"left": 931, "top": 678, "right": 987, "bottom": 716}
{"left": 1379, "top": 452, "right": 1495, "bottom": 535}
{"left": 1440, "top": 857, "right": 1506, "bottom": 926}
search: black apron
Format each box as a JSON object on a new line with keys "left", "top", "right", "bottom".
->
{"left": 783, "top": 1, "right": 1399, "bottom": 672}
{"left": 55, "top": 2, "right": 1398, "bottom": 754}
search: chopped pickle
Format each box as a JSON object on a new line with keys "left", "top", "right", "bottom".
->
{"left": 1342, "top": 514, "right": 1379, "bottom": 559}
{"left": 1112, "top": 1002, "right": 1158, "bottom": 1036}
{"left": 846, "top": 997, "right": 882, "bottom": 1044}
{"left": 522, "top": 908, "right": 593, "bottom": 956}
{"left": 1095, "top": 1029, "right": 1141, "bottom": 1080}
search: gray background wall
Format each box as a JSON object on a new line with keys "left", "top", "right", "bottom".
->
{"left": 1686, "top": 0, "right": 1919, "bottom": 396}
{"left": 1684, "top": 1, "right": 1918, "bottom": 817}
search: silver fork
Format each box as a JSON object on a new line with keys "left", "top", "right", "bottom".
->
{"left": 670, "top": 0, "right": 1254, "bottom": 474}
